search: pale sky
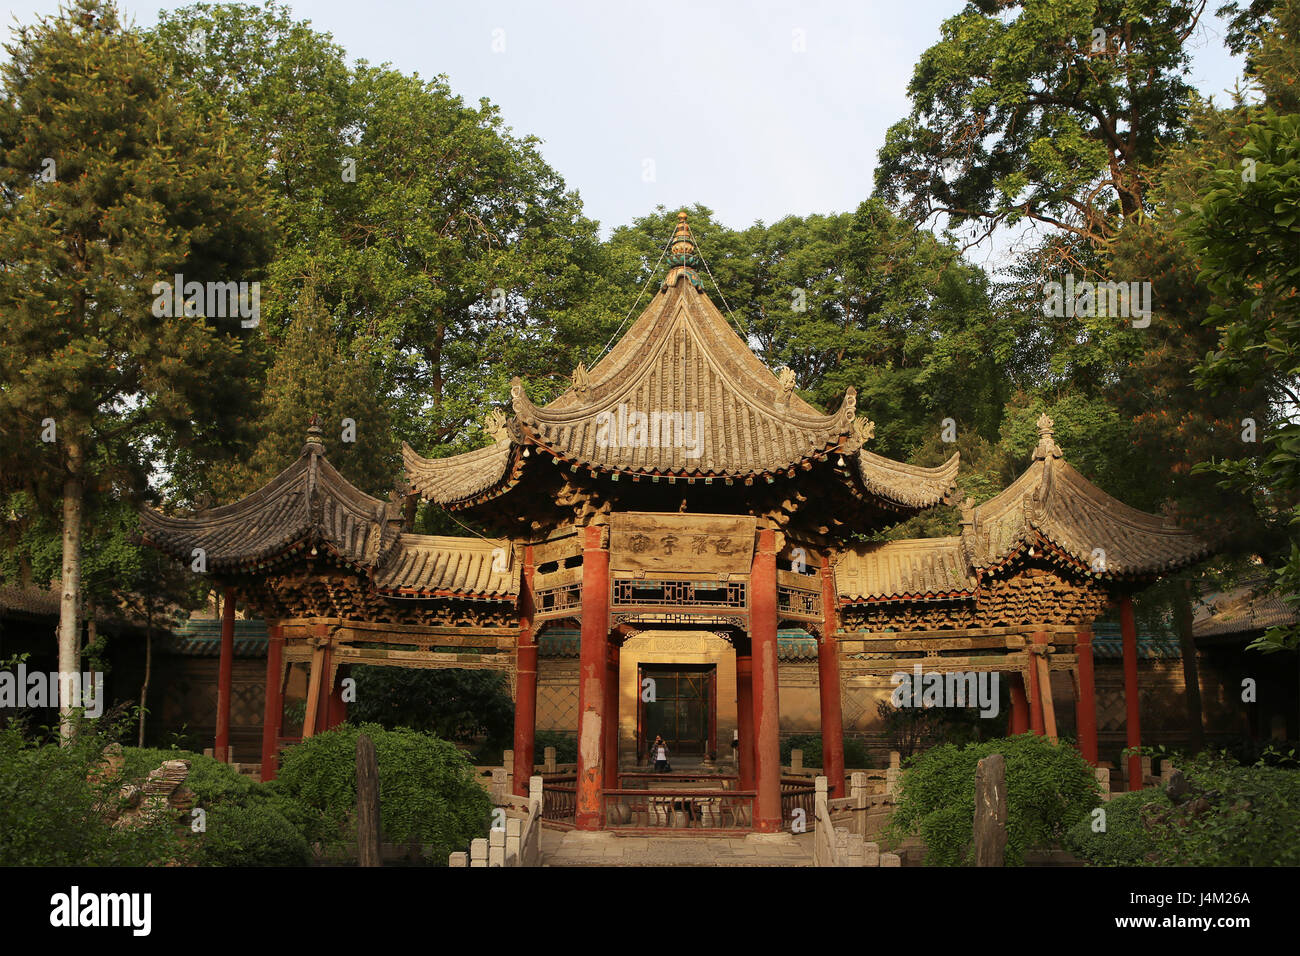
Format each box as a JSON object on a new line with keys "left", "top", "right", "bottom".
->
{"left": 1, "top": 0, "right": 1248, "bottom": 270}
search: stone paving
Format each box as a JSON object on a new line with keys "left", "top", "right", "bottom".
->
{"left": 539, "top": 827, "right": 817, "bottom": 867}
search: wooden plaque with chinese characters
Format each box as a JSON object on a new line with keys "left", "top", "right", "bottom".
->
{"left": 608, "top": 512, "right": 757, "bottom": 576}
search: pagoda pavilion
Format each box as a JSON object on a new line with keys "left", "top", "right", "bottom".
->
{"left": 141, "top": 212, "right": 1209, "bottom": 832}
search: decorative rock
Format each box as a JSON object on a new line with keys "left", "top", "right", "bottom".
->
{"left": 1165, "top": 769, "right": 1189, "bottom": 802}
{"left": 880, "top": 852, "right": 902, "bottom": 867}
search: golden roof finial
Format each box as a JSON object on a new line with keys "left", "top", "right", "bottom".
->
{"left": 663, "top": 210, "right": 703, "bottom": 291}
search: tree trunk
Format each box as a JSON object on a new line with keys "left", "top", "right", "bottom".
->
{"left": 138, "top": 604, "right": 153, "bottom": 747}
{"left": 58, "top": 437, "right": 84, "bottom": 744}
{"left": 974, "top": 753, "right": 1007, "bottom": 867}
{"left": 1175, "top": 578, "right": 1205, "bottom": 752}
{"left": 356, "top": 733, "right": 382, "bottom": 867}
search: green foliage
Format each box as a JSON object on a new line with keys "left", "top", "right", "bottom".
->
{"left": 1067, "top": 751, "right": 1300, "bottom": 865}
{"left": 197, "top": 803, "right": 311, "bottom": 867}
{"left": 119, "top": 746, "right": 308, "bottom": 866}
{"left": 348, "top": 667, "right": 514, "bottom": 751}
{"left": 1188, "top": 96, "right": 1300, "bottom": 648}
{"left": 211, "top": 284, "right": 400, "bottom": 500}
{"left": 779, "top": 734, "right": 873, "bottom": 769}
{"left": 1063, "top": 787, "right": 1171, "bottom": 865}
{"left": 0, "top": 0, "right": 271, "bottom": 492}
{"left": 0, "top": 722, "right": 186, "bottom": 866}
{"left": 149, "top": 3, "right": 616, "bottom": 471}
{"left": 888, "top": 734, "right": 1100, "bottom": 865}
{"left": 273, "top": 724, "right": 491, "bottom": 863}
{"left": 533, "top": 730, "right": 577, "bottom": 765}
{"left": 876, "top": 0, "right": 1204, "bottom": 246}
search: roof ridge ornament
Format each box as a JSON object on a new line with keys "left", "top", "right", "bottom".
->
{"left": 1033, "top": 412, "right": 1063, "bottom": 461}
{"left": 776, "top": 366, "right": 797, "bottom": 406}
{"left": 303, "top": 415, "right": 325, "bottom": 456}
{"left": 484, "top": 408, "right": 510, "bottom": 443}
{"left": 572, "top": 362, "right": 591, "bottom": 399}
{"left": 852, "top": 416, "right": 876, "bottom": 444}
{"left": 662, "top": 211, "right": 705, "bottom": 291}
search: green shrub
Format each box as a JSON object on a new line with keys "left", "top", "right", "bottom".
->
{"left": 119, "top": 746, "right": 308, "bottom": 866}
{"left": 533, "top": 730, "right": 577, "bottom": 765}
{"left": 779, "top": 734, "right": 873, "bottom": 769}
{"left": 1154, "top": 752, "right": 1300, "bottom": 866}
{"left": 196, "top": 803, "right": 311, "bottom": 867}
{"left": 1063, "top": 788, "right": 1171, "bottom": 866}
{"left": 122, "top": 747, "right": 256, "bottom": 805}
{"left": 273, "top": 723, "right": 491, "bottom": 864}
{"left": 1065, "top": 751, "right": 1300, "bottom": 866}
{"left": 887, "top": 733, "right": 1100, "bottom": 866}
{"left": 0, "top": 723, "right": 186, "bottom": 866}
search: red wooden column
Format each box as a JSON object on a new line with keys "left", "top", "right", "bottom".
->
{"left": 512, "top": 545, "right": 538, "bottom": 797}
{"left": 260, "top": 624, "right": 285, "bottom": 782}
{"left": 603, "top": 640, "right": 620, "bottom": 791}
{"left": 1075, "top": 624, "right": 1099, "bottom": 765}
{"left": 750, "top": 528, "right": 782, "bottom": 833}
{"left": 575, "top": 524, "right": 610, "bottom": 830}
{"left": 818, "top": 563, "right": 846, "bottom": 798}
{"left": 326, "top": 667, "right": 347, "bottom": 730}
{"left": 1120, "top": 596, "right": 1143, "bottom": 791}
{"left": 735, "top": 649, "right": 756, "bottom": 791}
{"left": 1026, "top": 654, "right": 1045, "bottom": 736}
{"left": 215, "top": 586, "right": 236, "bottom": 763}
{"left": 314, "top": 627, "right": 335, "bottom": 736}
{"left": 1009, "top": 674, "right": 1030, "bottom": 735}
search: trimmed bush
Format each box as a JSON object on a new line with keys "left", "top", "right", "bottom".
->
{"left": 1062, "top": 787, "right": 1171, "bottom": 866}
{"left": 273, "top": 723, "right": 491, "bottom": 864}
{"left": 197, "top": 803, "right": 311, "bottom": 867}
{"left": 887, "top": 733, "right": 1100, "bottom": 865}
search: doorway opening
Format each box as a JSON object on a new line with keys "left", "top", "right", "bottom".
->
{"left": 637, "top": 664, "right": 716, "bottom": 762}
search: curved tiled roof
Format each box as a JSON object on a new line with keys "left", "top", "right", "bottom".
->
{"left": 403, "top": 215, "right": 959, "bottom": 520}
{"left": 962, "top": 417, "right": 1209, "bottom": 578}
{"left": 140, "top": 434, "right": 404, "bottom": 571}
{"left": 402, "top": 439, "right": 515, "bottom": 507}
{"left": 510, "top": 277, "right": 855, "bottom": 478}
{"left": 836, "top": 537, "right": 977, "bottom": 601}
{"left": 375, "top": 534, "right": 517, "bottom": 599}
{"left": 854, "top": 449, "right": 960, "bottom": 509}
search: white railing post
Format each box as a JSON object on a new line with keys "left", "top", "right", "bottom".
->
{"left": 505, "top": 816, "right": 522, "bottom": 866}
{"left": 850, "top": 771, "right": 868, "bottom": 836}
{"left": 488, "top": 826, "right": 505, "bottom": 867}
{"left": 470, "top": 837, "right": 488, "bottom": 867}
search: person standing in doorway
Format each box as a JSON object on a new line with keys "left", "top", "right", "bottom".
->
{"left": 653, "top": 735, "right": 670, "bottom": 772}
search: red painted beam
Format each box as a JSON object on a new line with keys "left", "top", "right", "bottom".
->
{"left": 1120, "top": 597, "right": 1143, "bottom": 791}
{"left": 751, "top": 529, "right": 782, "bottom": 833}
{"left": 215, "top": 586, "right": 236, "bottom": 762}
{"left": 1075, "top": 625, "right": 1099, "bottom": 765}
{"left": 260, "top": 624, "right": 285, "bottom": 782}
{"left": 575, "top": 524, "right": 609, "bottom": 829}
{"left": 818, "top": 563, "right": 846, "bottom": 798}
